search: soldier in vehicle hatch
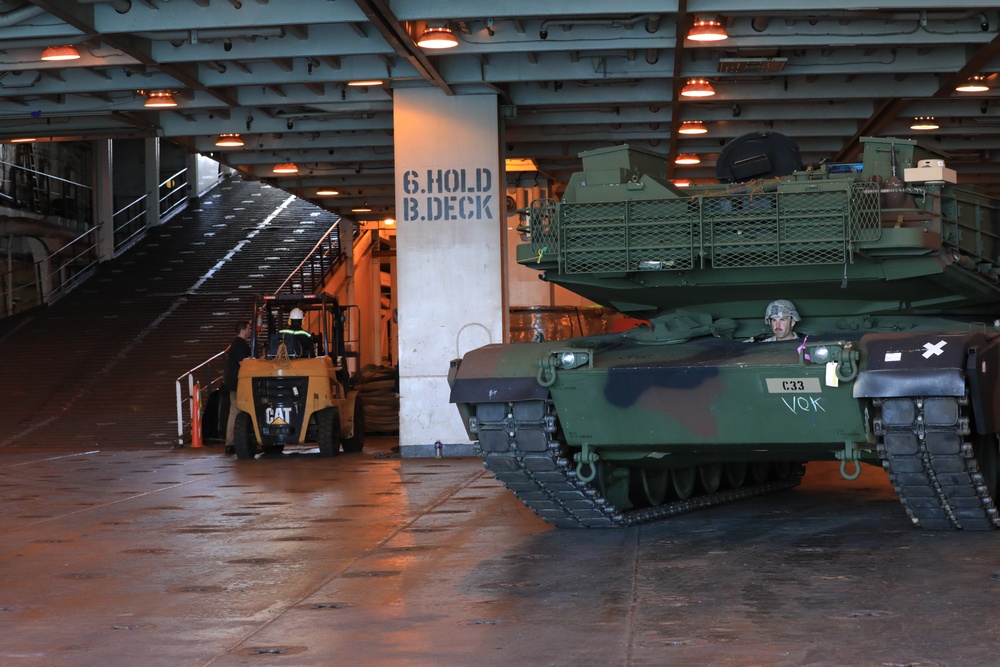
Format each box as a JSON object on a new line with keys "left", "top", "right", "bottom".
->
{"left": 763, "top": 299, "right": 800, "bottom": 341}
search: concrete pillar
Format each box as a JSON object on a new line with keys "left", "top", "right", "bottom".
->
{"left": 144, "top": 136, "right": 160, "bottom": 226}
{"left": 393, "top": 89, "right": 502, "bottom": 457}
{"left": 93, "top": 139, "right": 114, "bottom": 261}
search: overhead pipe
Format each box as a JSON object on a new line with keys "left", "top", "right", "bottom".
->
{"left": 540, "top": 14, "right": 655, "bottom": 39}
{"left": 133, "top": 26, "right": 285, "bottom": 45}
{"left": 77, "top": 0, "right": 132, "bottom": 13}
{"left": 777, "top": 10, "right": 988, "bottom": 31}
{"left": 0, "top": 4, "right": 45, "bottom": 27}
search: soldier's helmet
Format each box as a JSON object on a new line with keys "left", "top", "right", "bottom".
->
{"left": 764, "top": 299, "right": 800, "bottom": 324}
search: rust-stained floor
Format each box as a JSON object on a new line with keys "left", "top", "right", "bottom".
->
{"left": 0, "top": 440, "right": 999, "bottom": 667}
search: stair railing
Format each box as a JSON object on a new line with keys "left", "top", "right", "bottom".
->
{"left": 159, "top": 167, "right": 189, "bottom": 221}
{"left": 174, "top": 348, "right": 228, "bottom": 447}
{"left": 112, "top": 194, "right": 148, "bottom": 255}
{"left": 273, "top": 220, "right": 353, "bottom": 295}
{"left": 1, "top": 224, "right": 100, "bottom": 316}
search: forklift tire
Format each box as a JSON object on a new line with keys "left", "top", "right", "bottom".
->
{"left": 317, "top": 408, "right": 341, "bottom": 458}
{"left": 233, "top": 411, "right": 258, "bottom": 460}
{"left": 341, "top": 397, "right": 366, "bottom": 453}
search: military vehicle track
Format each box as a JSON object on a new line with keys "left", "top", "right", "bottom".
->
{"left": 876, "top": 396, "right": 1000, "bottom": 530}
{"left": 474, "top": 399, "right": 804, "bottom": 527}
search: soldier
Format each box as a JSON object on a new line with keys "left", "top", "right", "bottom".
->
{"left": 763, "top": 299, "right": 800, "bottom": 341}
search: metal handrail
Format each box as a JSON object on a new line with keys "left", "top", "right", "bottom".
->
{"left": 273, "top": 221, "right": 346, "bottom": 295}
{"left": 44, "top": 225, "right": 100, "bottom": 306}
{"left": 174, "top": 348, "right": 228, "bottom": 447}
{"left": 0, "top": 159, "right": 93, "bottom": 189}
{"left": 111, "top": 168, "right": 190, "bottom": 257}
{"left": 159, "top": 167, "right": 189, "bottom": 220}
{"left": 112, "top": 193, "right": 149, "bottom": 255}
{"left": 0, "top": 158, "right": 92, "bottom": 225}
{"left": 1, "top": 224, "right": 99, "bottom": 316}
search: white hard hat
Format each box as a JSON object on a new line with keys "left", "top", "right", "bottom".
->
{"left": 764, "top": 299, "right": 800, "bottom": 324}
{"left": 289, "top": 307, "right": 305, "bottom": 320}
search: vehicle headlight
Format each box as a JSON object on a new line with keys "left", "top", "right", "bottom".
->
{"left": 553, "top": 349, "right": 591, "bottom": 369}
{"left": 812, "top": 345, "right": 831, "bottom": 363}
{"left": 803, "top": 343, "right": 841, "bottom": 364}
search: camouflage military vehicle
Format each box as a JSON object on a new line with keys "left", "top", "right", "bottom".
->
{"left": 449, "top": 132, "right": 1000, "bottom": 530}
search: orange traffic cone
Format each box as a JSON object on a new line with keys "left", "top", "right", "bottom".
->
{"left": 191, "top": 382, "right": 203, "bottom": 448}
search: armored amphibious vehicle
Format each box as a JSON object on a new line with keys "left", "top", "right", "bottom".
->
{"left": 449, "top": 132, "right": 1000, "bottom": 529}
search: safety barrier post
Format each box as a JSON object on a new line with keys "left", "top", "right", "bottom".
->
{"left": 191, "top": 382, "right": 203, "bottom": 448}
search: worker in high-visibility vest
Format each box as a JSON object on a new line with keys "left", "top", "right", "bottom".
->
{"left": 274, "top": 308, "right": 315, "bottom": 358}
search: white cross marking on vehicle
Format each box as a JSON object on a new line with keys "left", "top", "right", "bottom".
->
{"left": 922, "top": 340, "right": 947, "bottom": 359}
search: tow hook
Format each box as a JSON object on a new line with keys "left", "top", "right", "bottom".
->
{"left": 836, "top": 441, "right": 863, "bottom": 480}
{"left": 574, "top": 443, "right": 600, "bottom": 483}
{"left": 537, "top": 356, "right": 558, "bottom": 387}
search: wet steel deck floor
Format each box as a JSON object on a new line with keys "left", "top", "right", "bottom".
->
{"left": 0, "top": 440, "right": 998, "bottom": 667}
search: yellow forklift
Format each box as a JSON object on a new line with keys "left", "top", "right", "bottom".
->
{"left": 232, "top": 293, "right": 364, "bottom": 459}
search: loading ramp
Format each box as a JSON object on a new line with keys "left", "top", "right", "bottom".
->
{"left": 0, "top": 177, "right": 350, "bottom": 451}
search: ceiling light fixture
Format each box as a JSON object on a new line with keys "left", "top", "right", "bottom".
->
{"left": 348, "top": 79, "right": 383, "bottom": 86}
{"left": 316, "top": 188, "right": 340, "bottom": 196}
{"left": 9, "top": 137, "right": 37, "bottom": 143}
{"left": 687, "top": 17, "right": 728, "bottom": 42}
{"left": 675, "top": 153, "right": 701, "bottom": 165}
{"left": 41, "top": 45, "right": 81, "bottom": 61}
{"left": 272, "top": 162, "right": 298, "bottom": 174}
{"left": 505, "top": 157, "right": 539, "bottom": 172}
{"left": 681, "top": 78, "right": 715, "bottom": 97}
{"left": 351, "top": 205, "right": 373, "bottom": 213}
{"left": 673, "top": 179, "right": 692, "bottom": 188}
{"left": 956, "top": 75, "right": 990, "bottom": 92}
{"left": 910, "top": 117, "right": 939, "bottom": 130}
{"left": 417, "top": 25, "right": 458, "bottom": 49}
{"left": 215, "top": 133, "right": 244, "bottom": 147}
{"left": 144, "top": 91, "right": 177, "bottom": 108}
{"left": 678, "top": 120, "right": 708, "bottom": 135}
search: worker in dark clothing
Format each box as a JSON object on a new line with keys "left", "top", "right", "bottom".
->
{"left": 224, "top": 320, "right": 253, "bottom": 454}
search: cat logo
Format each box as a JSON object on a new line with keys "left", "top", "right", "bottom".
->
{"left": 265, "top": 406, "right": 292, "bottom": 425}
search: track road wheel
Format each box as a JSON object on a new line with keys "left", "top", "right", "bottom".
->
{"left": 699, "top": 463, "right": 722, "bottom": 493}
{"left": 672, "top": 466, "right": 697, "bottom": 500}
{"left": 317, "top": 408, "right": 341, "bottom": 458}
{"left": 772, "top": 461, "right": 793, "bottom": 481}
{"left": 724, "top": 462, "right": 748, "bottom": 489}
{"left": 629, "top": 468, "right": 669, "bottom": 507}
{"left": 233, "top": 411, "right": 257, "bottom": 460}
{"left": 749, "top": 461, "right": 770, "bottom": 484}
{"left": 341, "top": 397, "right": 366, "bottom": 453}
{"left": 974, "top": 434, "right": 1000, "bottom": 501}
{"left": 597, "top": 462, "right": 631, "bottom": 511}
